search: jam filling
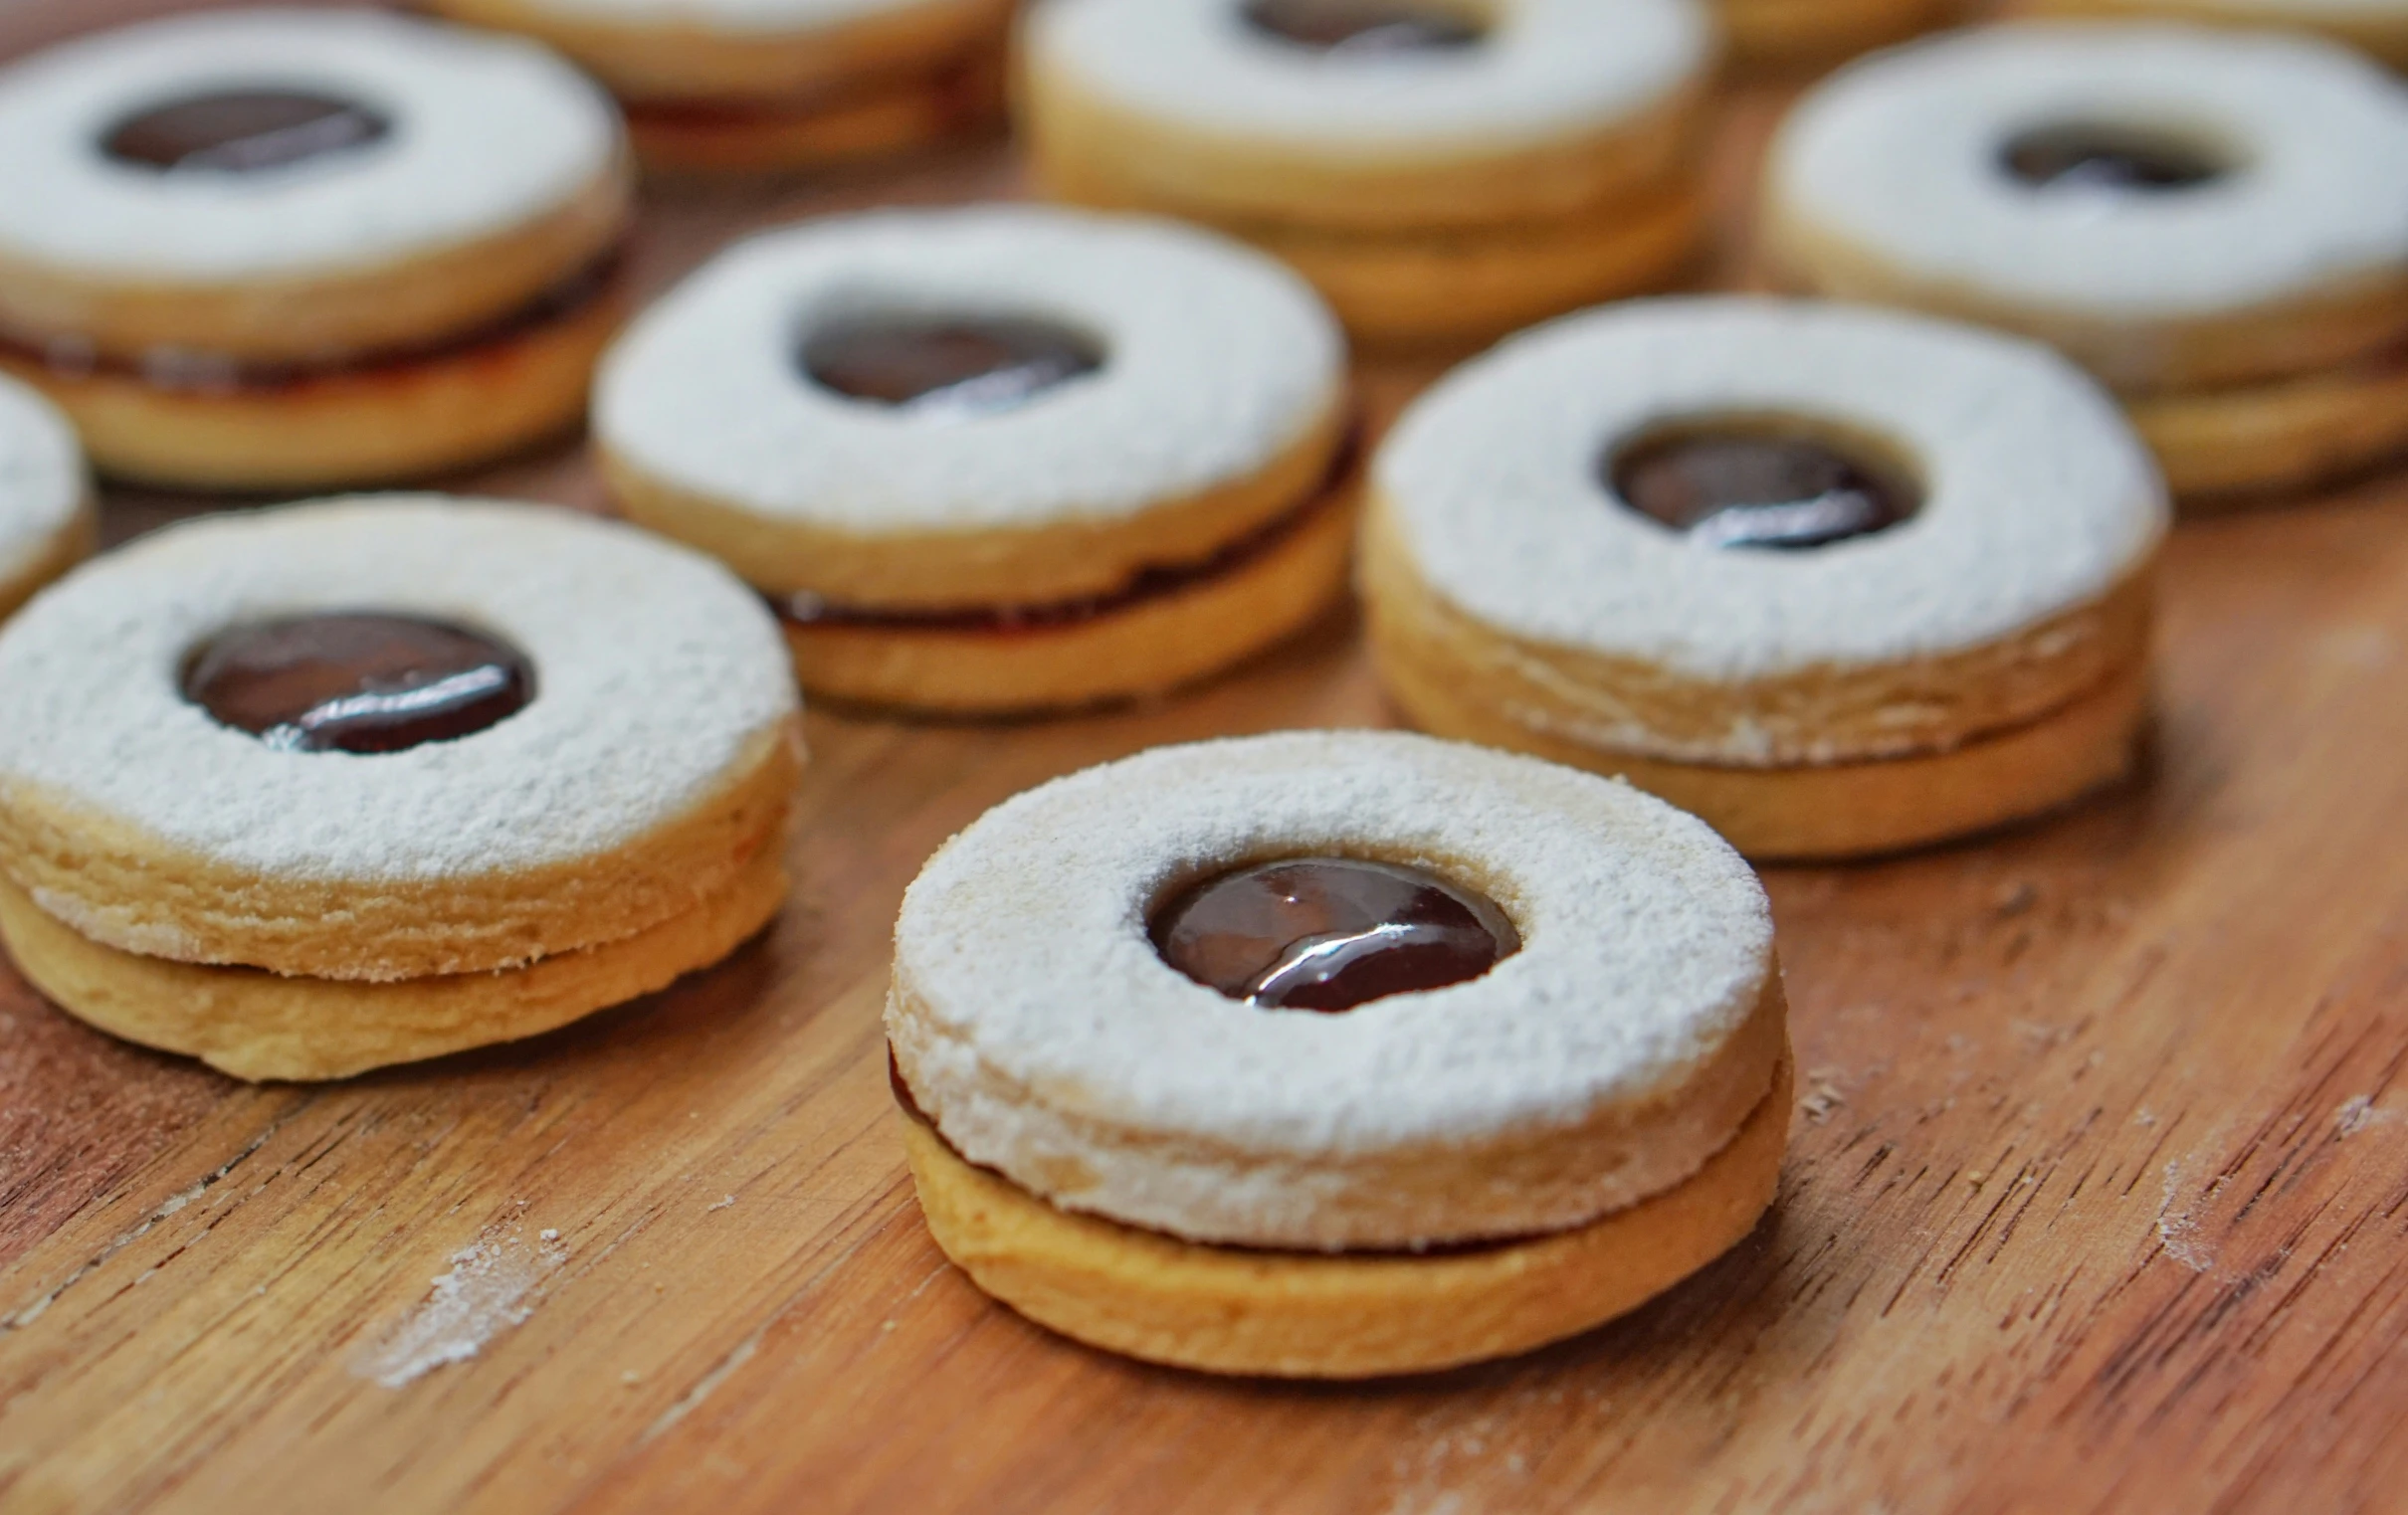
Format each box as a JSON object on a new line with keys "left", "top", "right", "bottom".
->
{"left": 1242, "top": 0, "right": 1486, "bottom": 53}
{"left": 182, "top": 612, "right": 534, "bottom": 754}
{"left": 774, "top": 425, "right": 1358, "bottom": 634}
{"left": 1151, "top": 856, "right": 1519, "bottom": 1013}
{"left": 1610, "top": 424, "right": 1918, "bottom": 550}
{"left": 1, "top": 245, "right": 624, "bottom": 394}
{"left": 2001, "top": 123, "right": 2225, "bottom": 194}
{"left": 103, "top": 90, "right": 390, "bottom": 174}
{"left": 801, "top": 312, "right": 1105, "bottom": 417}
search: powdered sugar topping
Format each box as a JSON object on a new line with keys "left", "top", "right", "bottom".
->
{"left": 0, "top": 375, "right": 83, "bottom": 590}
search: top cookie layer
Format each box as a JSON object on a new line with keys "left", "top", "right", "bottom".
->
{"left": 596, "top": 206, "right": 1344, "bottom": 538}
{"left": 0, "top": 496, "right": 796, "bottom": 892}
{"left": 1025, "top": 0, "right": 1713, "bottom": 157}
{"left": 0, "top": 8, "right": 622, "bottom": 286}
{"left": 1376, "top": 297, "right": 2166, "bottom": 687}
{"left": 0, "top": 375, "right": 85, "bottom": 593}
{"left": 889, "top": 730, "right": 1779, "bottom": 1248}
{"left": 1768, "top": 23, "right": 2408, "bottom": 322}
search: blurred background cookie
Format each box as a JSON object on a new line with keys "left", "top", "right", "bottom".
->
{"left": 1764, "top": 23, "right": 2408, "bottom": 501}
{"left": 596, "top": 205, "right": 1353, "bottom": 714}
{"left": 0, "top": 372, "right": 91, "bottom": 624}
{"left": 1363, "top": 297, "right": 2170, "bottom": 859}
{"left": 2020, "top": 0, "right": 2408, "bottom": 70}
{"left": 0, "top": 496, "right": 801, "bottom": 1080}
{"left": 1718, "top": 0, "right": 1960, "bottom": 74}
{"left": 0, "top": 7, "right": 634, "bottom": 490}
{"left": 429, "top": 0, "right": 1012, "bottom": 175}
{"left": 1021, "top": 0, "right": 1718, "bottom": 348}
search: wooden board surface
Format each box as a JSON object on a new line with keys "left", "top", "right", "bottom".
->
{"left": 9, "top": 6, "right": 2408, "bottom": 1511}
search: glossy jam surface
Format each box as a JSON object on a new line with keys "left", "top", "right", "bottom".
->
{"left": 182, "top": 613, "right": 534, "bottom": 754}
{"left": 102, "top": 90, "right": 391, "bottom": 174}
{"left": 800, "top": 313, "right": 1105, "bottom": 418}
{"left": 1151, "top": 856, "right": 1520, "bottom": 1013}
{"left": 2001, "top": 124, "right": 2225, "bottom": 194}
{"left": 1611, "top": 426, "right": 1919, "bottom": 551}
{"left": 1241, "top": 0, "right": 1485, "bottom": 54}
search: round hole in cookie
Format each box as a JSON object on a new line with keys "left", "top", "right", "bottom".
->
{"left": 1239, "top": 0, "right": 1490, "bottom": 55}
{"left": 179, "top": 612, "right": 535, "bottom": 755}
{"left": 1149, "top": 856, "right": 1521, "bottom": 1014}
{"left": 1605, "top": 413, "right": 1923, "bottom": 552}
{"left": 1997, "top": 120, "right": 2233, "bottom": 195}
{"left": 100, "top": 89, "right": 393, "bottom": 174}
{"left": 798, "top": 309, "right": 1107, "bottom": 419}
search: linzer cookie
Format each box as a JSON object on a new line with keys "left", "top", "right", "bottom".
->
{"left": 2021, "top": 0, "right": 2407, "bottom": 70}
{"left": 0, "top": 497, "right": 802, "bottom": 1081}
{"left": 428, "top": 0, "right": 1010, "bottom": 174}
{"left": 1362, "top": 297, "right": 2169, "bottom": 860}
{"left": 0, "top": 8, "right": 633, "bottom": 490}
{"left": 594, "top": 206, "right": 1353, "bottom": 713}
{"left": 1021, "top": 0, "right": 1717, "bottom": 347}
{"left": 888, "top": 730, "right": 1791, "bottom": 1378}
{"left": 0, "top": 374, "right": 92, "bottom": 625}
{"left": 1764, "top": 24, "right": 2408, "bottom": 500}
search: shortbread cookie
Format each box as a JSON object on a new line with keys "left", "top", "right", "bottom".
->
{"left": 1363, "top": 297, "right": 2169, "bottom": 860}
{"left": 1764, "top": 23, "right": 2408, "bottom": 498}
{"left": 890, "top": 730, "right": 1789, "bottom": 1377}
{"left": 2022, "top": 0, "right": 2408, "bottom": 70}
{"left": 0, "top": 496, "right": 802, "bottom": 1081}
{"left": 0, "top": 375, "right": 92, "bottom": 624}
{"left": 0, "top": 9, "right": 634, "bottom": 489}
{"left": 1719, "top": 0, "right": 1958, "bottom": 70}
{"left": 431, "top": 0, "right": 1010, "bottom": 173}
{"left": 1022, "top": 0, "right": 1718, "bottom": 345}
{"left": 597, "top": 206, "right": 1353, "bottom": 713}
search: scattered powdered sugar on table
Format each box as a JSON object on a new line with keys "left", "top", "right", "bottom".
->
{"left": 355, "top": 1220, "right": 568, "bottom": 1389}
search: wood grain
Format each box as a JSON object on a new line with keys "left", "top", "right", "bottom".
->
{"left": 6, "top": 6, "right": 2408, "bottom": 1511}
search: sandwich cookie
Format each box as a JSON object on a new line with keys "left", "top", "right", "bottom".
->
{"left": 428, "top": 0, "right": 1011, "bottom": 175}
{"left": 1764, "top": 24, "right": 2408, "bottom": 500}
{"left": 2021, "top": 0, "right": 2408, "bottom": 71}
{"left": 1362, "top": 298, "right": 2169, "bottom": 861}
{"left": 0, "top": 497, "right": 802, "bottom": 1081}
{"left": 1716, "top": 0, "right": 1958, "bottom": 72}
{"left": 889, "top": 730, "right": 1790, "bottom": 1378}
{"left": 0, "top": 375, "right": 93, "bottom": 625}
{"left": 1021, "top": 0, "right": 1718, "bottom": 347}
{"left": 596, "top": 206, "right": 1353, "bottom": 713}
{"left": 0, "top": 8, "right": 634, "bottom": 490}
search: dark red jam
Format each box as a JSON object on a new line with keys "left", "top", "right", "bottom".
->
{"left": 2001, "top": 124, "right": 2225, "bottom": 193}
{"left": 1151, "top": 856, "right": 1519, "bottom": 1013}
{"left": 182, "top": 613, "right": 534, "bottom": 754}
{"left": 102, "top": 90, "right": 390, "bottom": 174}
{"left": 800, "top": 313, "right": 1105, "bottom": 417}
{"left": 1242, "top": 0, "right": 1485, "bottom": 53}
{"left": 1610, "top": 425, "right": 1919, "bottom": 551}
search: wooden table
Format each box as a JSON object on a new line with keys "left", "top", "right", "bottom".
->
{"left": 8, "top": 6, "right": 2408, "bottom": 1511}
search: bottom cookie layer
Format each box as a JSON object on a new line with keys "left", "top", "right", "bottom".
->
{"left": 1038, "top": 161, "right": 1706, "bottom": 350}
{"left": 780, "top": 483, "right": 1357, "bottom": 714}
{"left": 903, "top": 1054, "right": 1791, "bottom": 1380}
{"left": 1375, "top": 634, "right": 2149, "bottom": 860}
{"left": 0, "top": 843, "right": 786, "bottom": 1082}
{"left": 0, "top": 277, "right": 624, "bottom": 492}
{"left": 1719, "top": 0, "right": 1957, "bottom": 69}
{"left": 2129, "top": 354, "right": 2408, "bottom": 503}
{"left": 625, "top": 53, "right": 1003, "bottom": 175}
{"left": 0, "top": 497, "right": 95, "bottom": 624}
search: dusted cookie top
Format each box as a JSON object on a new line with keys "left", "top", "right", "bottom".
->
{"left": 0, "top": 375, "right": 84, "bottom": 592}
{"left": 889, "top": 730, "right": 1780, "bottom": 1248}
{"left": 472, "top": 0, "right": 973, "bottom": 31}
{"left": 1377, "top": 297, "right": 2166, "bottom": 689}
{"left": 1768, "top": 23, "right": 2408, "bottom": 322}
{"left": 0, "top": 8, "right": 621, "bottom": 284}
{"left": 1026, "top": 0, "right": 1712, "bottom": 156}
{"left": 0, "top": 496, "right": 796, "bottom": 889}
{"left": 595, "top": 205, "right": 1344, "bottom": 535}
